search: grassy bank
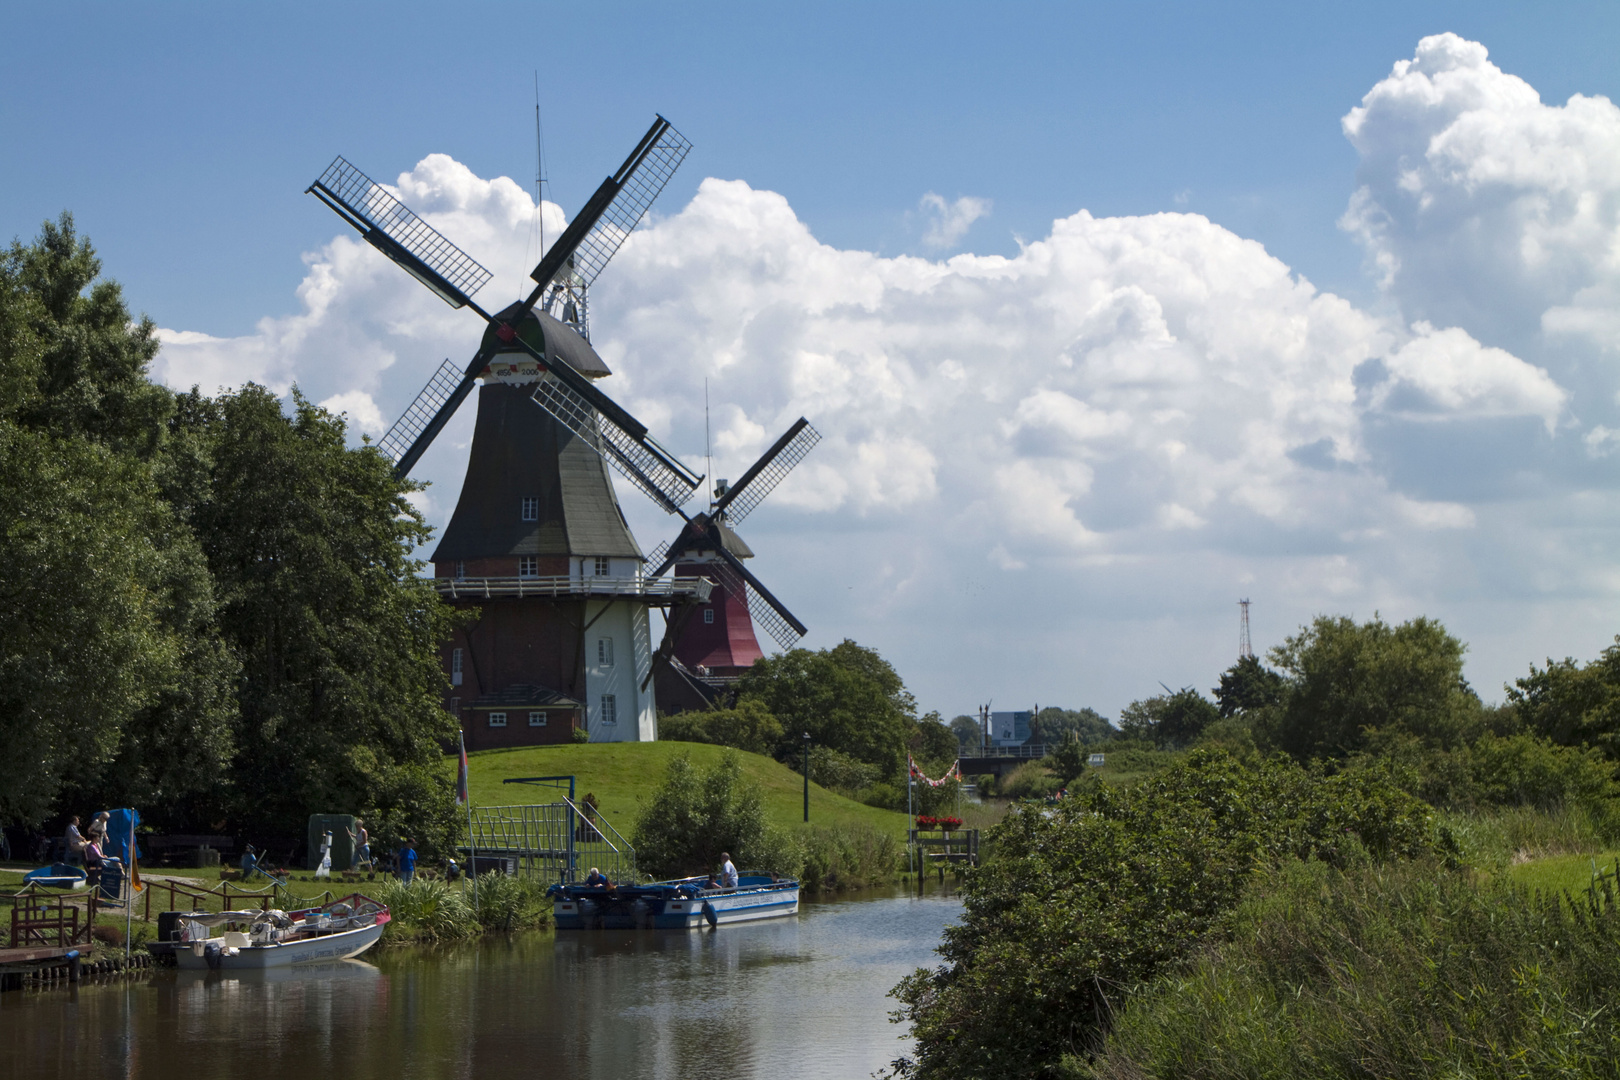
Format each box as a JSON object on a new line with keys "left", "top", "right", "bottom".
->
{"left": 452, "top": 740, "right": 912, "bottom": 837}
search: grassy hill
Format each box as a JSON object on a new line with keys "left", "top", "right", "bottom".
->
{"left": 453, "top": 740, "right": 912, "bottom": 838}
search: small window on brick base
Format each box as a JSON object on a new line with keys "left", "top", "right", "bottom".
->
{"left": 528, "top": 711, "right": 546, "bottom": 727}
{"left": 517, "top": 556, "right": 537, "bottom": 578}
{"left": 488, "top": 712, "right": 507, "bottom": 728}
{"left": 703, "top": 608, "right": 715, "bottom": 624}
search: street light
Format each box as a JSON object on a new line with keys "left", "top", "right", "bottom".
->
{"left": 803, "top": 732, "right": 811, "bottom": 823}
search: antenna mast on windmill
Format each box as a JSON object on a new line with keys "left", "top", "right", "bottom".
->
{"left": 306, "top": 116, "right": 715, "bottom": 747}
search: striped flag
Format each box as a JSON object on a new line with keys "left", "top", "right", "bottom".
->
{"left": 456, "top": 735, "right": 469, "bottom": 806}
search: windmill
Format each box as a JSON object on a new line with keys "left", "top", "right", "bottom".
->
{"left": 307, "top": 116, "right": 724, "bottom": 748}
{"left": 641, "top": 417, "right": 821, "bottom": 707}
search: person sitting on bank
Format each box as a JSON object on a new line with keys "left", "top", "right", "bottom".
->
{"left": 83, "top": 837, "right": 105, "bottom": 885}
{"left": 584, "top": 866, "right": 609, "bottom": 888}
{"left": 63, "top": 816, "right": 85, "bottom": 866}
{"left": 240, "top": 844, "right": 260, "bottom": 880}
{"left": 398, "top": 839, "right": 418, "bottom": 885}
{"left": 719, "top": 853, "right": 739, "bottom": 889}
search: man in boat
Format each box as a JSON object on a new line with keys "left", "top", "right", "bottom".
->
{"left": 719, "top": 853, "right": 739, "bottom": 889}
{"left": 584, "top": 867, "right": 609, "bottom": 888}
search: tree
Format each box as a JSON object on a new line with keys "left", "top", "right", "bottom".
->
{"left": 0, "top": 215, "right": 236, "bottom": 826}
{"left": 1214, "top": 655, "right": 1284, "bottom": 717}
{"left": 1118, "top": 696, "right": 1167, "bottom": 743}
{"left": 948, "top": 714, "right": 981, "bottom": 750}
{"left": 1508, "top": 641, "right": 1620, "bottom": 760}
{"left": 910, "top": 711, "right": 960, "bottom": 773}
{"left": 632, "top": 750, "right": 796, "bottom": 879}
{"left": 658, "top": 698, "right": 783, "bottom": 754}
{"left": 1030, "top": 706, "right": 1115, "bottom": 744}
{"left": 1260, "top": 614, "right": 1482, "bottom": 762}
{"left": 738, "top": 639, "right": 918, "bottom": 778}
{"left": 1047, "top": 731, "right": 1088, "bottom": 786}
{"left": 1158, "top": 688, "right": 1220, "bottom": 747}
{"left": 181, "top": 385, "right": 460, "bottom": 850}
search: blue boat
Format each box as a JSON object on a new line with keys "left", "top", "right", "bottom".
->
{"left": 550, "top": 874, "right": 800, "bottom": 930}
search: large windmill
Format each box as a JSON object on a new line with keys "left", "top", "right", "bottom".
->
{"left": 307, "top": 116, "right": 742, "bottom": 748}
{"left": 643, "top": 418, "right": 821, "bottom": 708}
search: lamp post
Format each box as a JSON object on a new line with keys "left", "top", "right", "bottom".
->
{"left": 802, "top": 732, "right": 811, "bottom": 823}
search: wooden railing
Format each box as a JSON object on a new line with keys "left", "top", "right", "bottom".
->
{"left": 8, "top": 886, "right": 97, "bottom": 948}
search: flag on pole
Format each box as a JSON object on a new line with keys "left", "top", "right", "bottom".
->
{"left": 456, "top": 738, "right": 469, "bottom": 806}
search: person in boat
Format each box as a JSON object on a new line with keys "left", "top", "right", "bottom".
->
{"left": 397, "top": 839, "right": 417, "bottom": 885}
{"left": 719, "top": 853, "right": 739, "bottom": 889}
{"left": 584, "top": 867, "right": 609, "bottom": 888}
{"left": 63, "top": 816, "right": 85, "bottom": 866}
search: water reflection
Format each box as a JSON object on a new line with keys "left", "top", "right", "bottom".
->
{"left": 0, "top": 888, "right": 959, "bottom": 1080}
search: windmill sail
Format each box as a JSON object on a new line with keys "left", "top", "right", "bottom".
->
{"left": 376, "top": 358, "right": 463, "bottom": 466}
{"left": 704, "top": 548, "right": 807, "bottom": 652}
{"left": 712, "top": 418, "right": 821, "bottom": 526}
{"left": 529, "top": 372, "right": 699, "bottom": 513}
{"left": 308, "top": 157, "right": 493, "bottom": 308}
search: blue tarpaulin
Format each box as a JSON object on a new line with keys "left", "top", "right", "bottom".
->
{"left": 101, "top": 808, "right": 141, "bottom": 868}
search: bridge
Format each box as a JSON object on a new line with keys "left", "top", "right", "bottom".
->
{"left": 957, "top": 744, "right": 1049, "bottom": 777}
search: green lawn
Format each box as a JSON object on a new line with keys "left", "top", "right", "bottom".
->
{"left": 455, "top": 740, "right": 912, "bottom": 838}
{"left": 1506, "top": 850, "right": 1620, "bottom": 898}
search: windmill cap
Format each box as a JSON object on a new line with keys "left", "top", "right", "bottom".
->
{"left": 482, "top": 305, "right": 611, "bottom": 380}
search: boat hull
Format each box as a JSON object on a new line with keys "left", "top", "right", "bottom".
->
{"left": 553, "top": 877, "right": 800, "bottom": 930}
{"left": 175, "top": 921, "right": 384, "bottom": 970}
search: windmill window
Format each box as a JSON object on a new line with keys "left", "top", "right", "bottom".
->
{"left": 598, "top": 637, "right": 614, "bottom": 667}
{"left": 455, "top": 561, "right": 466, "bottom": 580}
{"left": 448, "top": 697, "right": 460, "bottom": 715}
{"left": 528, "top": 711, "right": 546, "bottom": 727}
{"left": 489, "top": 712, "right": 507, "bottom": 728}
{"left": 594, "top": 556, "right": 611, "bottom": 577}
{"left": 703, "top": 609, "right": 715, "bottom": 625}
{"left": 451, "top": 648, "right": 464, "bottom": 686}
{"left": 520, "top": 497, "right": 539, "bottom": 522}
{"left": 600, "top": 695, "right": 617, "bottom": 725}
{"left": 517, "top": 556, "right": 538, "bottom": 578}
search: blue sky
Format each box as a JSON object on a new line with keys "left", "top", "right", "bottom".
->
{"left": 5, "top": 3, "right": 1620, "bottom": 720}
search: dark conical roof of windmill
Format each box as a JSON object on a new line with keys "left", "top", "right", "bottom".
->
{"left": 482, "top": 303, "right": 611, "bottom": 378}
{"left": 673, "top": 518, "right": 754, "bottom": 560}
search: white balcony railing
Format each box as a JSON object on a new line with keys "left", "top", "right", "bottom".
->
{"left": 431, "top": 574, "right": 713, "bottom": 603}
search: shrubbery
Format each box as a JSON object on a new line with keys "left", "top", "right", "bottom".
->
{"left": 1090, "top": 858, "right": 1620, "bottom": 1079}
{"left": 889, "top": 750, "right": 1435, "bottom": 1078}
{"left": 631, "top": 750, "right": 799, "bottom": 880}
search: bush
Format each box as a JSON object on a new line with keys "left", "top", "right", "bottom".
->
{"left": 377, "top": 877, "right": 477, "bottom": 943}
{"left": 798, "top": 824, "right": 901, "bottom": 892}
{"left": 889, "top": 750, "right": 1435, "bottom": 1079}
{"left": 631, "top": 749, "right": 797, "bottom": 880}
{"left": 998, "top": 761, "right": 1057, "bottom": 800}
{"left": 658, "top": 698, "right": 784, "bottom": 754}
{"left": 809, "top": 745, "right": 881, "bottom": 793}
{"left": 1089, "top": 858, "right": 1620, "bottom": 1080}
{"left": 468, "top": 871, "right": 550, "bottom": 931}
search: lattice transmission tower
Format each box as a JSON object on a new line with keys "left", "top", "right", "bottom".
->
{"left": 1238, "top": 599, "right": 1254, "bottom": 659}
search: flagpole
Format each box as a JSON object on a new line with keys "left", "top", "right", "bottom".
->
{"left": 125, "top": 810, "right": 134, "bottom": 960}
{"left": 461, "top": 729, "right": 478, "bottom": 910}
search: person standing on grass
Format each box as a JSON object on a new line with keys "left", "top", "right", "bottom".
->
{"left": 63, "top": 816, "right": 85, "bottom": 866}
{"left": 398, "top": 839, "right": 417, "bottom": 885}
{"left": 349, "top": 819, "right": 370, "bottom": 869}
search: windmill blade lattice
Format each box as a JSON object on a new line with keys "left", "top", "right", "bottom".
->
{"left": 529, "top": 374, "right": 697, "bottom": 514}
{"left": 705, "top": 556, "right": 805, "bottom": 653}
{"left": 555, "top": 121, "right": 691, "bottom": 292}
{"left": 715, "top": 419, "right": 821, "bottom": 526}
{"left": 376, "top": 358, "right": 462, "bottom": 465}
{"left": 308, "top": 157, "right": 493, "bottom": 308}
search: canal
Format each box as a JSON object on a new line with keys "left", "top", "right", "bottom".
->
{"left": 0, "top": 887, "right": 960, "bottom": 1079}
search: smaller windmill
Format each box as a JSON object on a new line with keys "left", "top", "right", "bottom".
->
{"left": 642, "top": 417, "right": 821, "bottom": 696}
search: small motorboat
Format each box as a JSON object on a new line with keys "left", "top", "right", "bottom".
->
{"left": 552, "top": 874, "right": 800, "bottom": 930}
{"left": 171, "top": 894, "right": 389, "bottom": 970}
{"left": 22, "top": 863, "right": 87, "bottom": 889}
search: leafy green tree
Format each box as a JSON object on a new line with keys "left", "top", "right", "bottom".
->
{"left": 738, "top": 639, "right": 918, "bottom": 778}
{"left": 1259, "top": 614, "right": 1482, "bottom": 762}
{"left": 1048, "top": 731, "right": 1088, "bottom": 786}
{"left": 181, "top": 385, "right": 459, "bottom": 850}
{"left": 1030, "top": 706, "right": 1115, "bottom": 744}
{"left": 1118, "top": 695, "right": 1166, "bottom": 743}
{"left": 910, "top": 711, "right": 959, "bottom": 773}
{"left": 1159, "top": 688, "right": 1220, "bottom": 747}
{"left": 1508, "top": 641, "right": 1620, "bottom": 760}
{"left": 0, "top": 215, "right": 236, "bottom": 825}
{"left": 948, "top": 714, "right": 981, "bottom": 750}
{"left": 1214, "top": 654, "right": 1284, "bottom": 717}
{"left": 632, "top": 750, "right": 796, "bottom": 879}
{"left": 889, "top": 751, "right": 1435, "bottom": 1079}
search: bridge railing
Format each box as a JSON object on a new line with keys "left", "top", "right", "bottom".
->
{"left": 959, "top": 744, "right": 1049, "bottom": 760}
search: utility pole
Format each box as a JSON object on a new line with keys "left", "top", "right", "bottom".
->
{"left": 1238, "top": 599, "right": 1254, "bottom": 659}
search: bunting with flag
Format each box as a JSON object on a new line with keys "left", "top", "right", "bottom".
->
{"left": 908, "top": 755, "right": 962, "bottom": 787}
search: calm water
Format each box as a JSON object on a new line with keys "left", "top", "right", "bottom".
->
{"left": 0, "top": 887, "right": 960, "bottom": 1080}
